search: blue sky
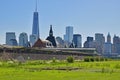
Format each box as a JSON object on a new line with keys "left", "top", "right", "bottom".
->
{"left": 0, "top": 0, "right": 120, "bottom": 44}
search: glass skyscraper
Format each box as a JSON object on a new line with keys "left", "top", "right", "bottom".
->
{"left": 6, "top": 32, "right": 17, "bottom": 46}
{"left": 19, "top": 32, "right": 28, "bottom": 47}
{"left": 64, "top": 26, "right": 73, "bottom": 43}
{"left": 32, "top": 2, "right": 39, "bottom": 39}
{"left": 73, "top": 34, "right": 82, "bottom": 48}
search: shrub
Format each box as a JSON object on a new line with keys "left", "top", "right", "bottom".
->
{"left": 90, "top": 57, "right": 94, "bottom": 62}
{"left": 84, "top": 57, "right": 90, "bottom": 62}
{"left": 7, "top": 61, "right": 17, "bottom": 67}
{"left": 52, "top": 57, "right": 56, "bottom": 63}
{"left": 104, "top": 58, "right": 108, "bottom": 61}
{"left": 99, "top": 57, "right": 104, "bottom": 61}
{"left": 95, "top": 57, "right": 100, "bottom": 61}
{"left": 66, "top": 56, "right": 74, "bottom": 63}
{"left": 115, "top": 64, "right": 120, "bottom": 69}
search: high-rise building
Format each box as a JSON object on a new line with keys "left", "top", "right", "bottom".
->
{"left": 107, "top": 33, "right": 111, "bottom": 43}
{"left": 30, "top": 34, "right": 37, "bottom": 46}
{"left": 104, "top": 33, "right": 112, "bottom": 55}
{"left": 9, "top": 39, "right": 18, "bottom": 46}
{"left": 19, "top": 32, "right": 28, "bottom": 47}
{"left": 104, "top": 43, "right": 112, "bottom": 54}
{"left": 6, "top": 32, "right": 17, "bottom": 46}
{"left": 64, "top": 26, "right": 73, "bottom": 43}
{"left": 84, "top": 36, "right": 95, "bottom": 48}
{"left": 87, "top": 37, "right": 93, "bottom": 42}
{"left": 73, "top": 34, "right": 82, "bottom": 48}
{"left": 32, "top": 0, "right": 39, "bottom": 39}
{"left": 113, "top": 35, "right": 120, "bottom": 54}
{"left": 95, "top": 33, "right": 105, "bottom": 54}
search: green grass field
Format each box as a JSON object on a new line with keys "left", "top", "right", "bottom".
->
{"left": 0, "top": 60, "right": 120, "bottom": 80}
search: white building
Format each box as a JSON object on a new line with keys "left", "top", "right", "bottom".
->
{"left": 19, "top": 32, "right": 28, "bottom": 47}
{"left": 6, "top": 32, "right": 17, "bottom": 46}
{"left": 64, "top": 26, "right": 73, "bottom": 43}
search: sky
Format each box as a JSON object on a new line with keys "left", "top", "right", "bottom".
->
{"left": 0, "top": 0, "right": 120, "bottom": 45}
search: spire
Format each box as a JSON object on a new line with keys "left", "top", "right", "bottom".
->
{"left": 108, "top": 32, "right": 110, "bottom": 36}
{"left": 35, "top": 0, "right": 37, "bottom": 12}
{"left": 49, "top": 25, "right": 53, "bottom": 36}
{"left": 107, "top": 32, "right": 111, "bottom": 43}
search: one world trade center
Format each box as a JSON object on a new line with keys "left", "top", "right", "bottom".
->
{"left": 32, "top": 0, "right": 39, "bottom": 39}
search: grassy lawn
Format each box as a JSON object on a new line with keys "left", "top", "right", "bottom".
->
{"left": 0, "top": 60, "right": 120, "bottom": 80}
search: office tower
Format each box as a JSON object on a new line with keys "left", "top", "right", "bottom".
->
{"left": 32, "top": 0, "right": 39, "bottom": 39}
{"left": 84, "top": 36, "right": 95, "bottom": 48}
{"left": 46, "top": 25, "right": 57, "bottom": 47}
{"left": 95, "top": 33, "right": 105, "bottom": 54}
{"left": 64, "top": 26, "right": 73, "bottom": 43}
{"left": 104, "top": 33, "right": 112, "bottom": 55}
{"left": 19, "top": 32, "right": 28, "bottom": 47}
{"left": 87, "top": 37, "right": 93, "bottom": 42}
{"left": 113, "top": 35, "right": 120, "bottom": 54}
{"left": 9, "top": 39, "right": 18, "bottom": 46}
{"left": 73, "top": 34, "right": 82, "bottom": 48}
{"left": 104, "top": 43, "right": 112, "bottom": 55}
{"left": 6, "top": 32, "right": 17, "bottom": 46}
{"left": 30, "top": 34, "right": 37, "bottom": 46}
{"left": 107, "top": 33, "right": 111, "bottom": 43}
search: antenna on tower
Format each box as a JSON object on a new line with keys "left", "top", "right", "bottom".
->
{"left": 35, "top": 0, "right": 37, "bottom": 12}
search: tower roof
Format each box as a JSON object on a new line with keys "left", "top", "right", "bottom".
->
{"left": 49, "top": 25, "right": 53, "bottom": 36}
{"left": 107, "top": 32, "right": 111, "bottom": 37}
{"left": 35, "top": 0, "right": 38, "bottom": 12}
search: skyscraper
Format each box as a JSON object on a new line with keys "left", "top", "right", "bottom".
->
{"left": 95, "top": 33, "right": 105, "bottom": 54}
{"left": 30, "top": 34, "right": 37, "bottom": 46}
{"left": 64, "top": 26, "right": 73, "bottom": 43}
{"left": 19, "top": 32, "right": 28, "bottom": 47}
{"left": 84, "top": 36, "right": 95, "bottom": 48}
{"left": 6, "top": 32, "right": 17, "bottom": 46}
{"left": 104, "top": 33, "right": 112, "bottom": 55}
{"left": 107, "top": 33, "right": 111, "bottom": 43}
{"left": 32, "top": 0, "right": 39, "bottom": 39}
{"left": 113, "top": 35, "right": 120, "bottom": 54}
{"left": 73, "top": 34, "right": 82, "bottom": 48}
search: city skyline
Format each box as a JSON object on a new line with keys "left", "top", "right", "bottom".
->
{"left": 0, "top": 0, "right": 120, "bottom": 44}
